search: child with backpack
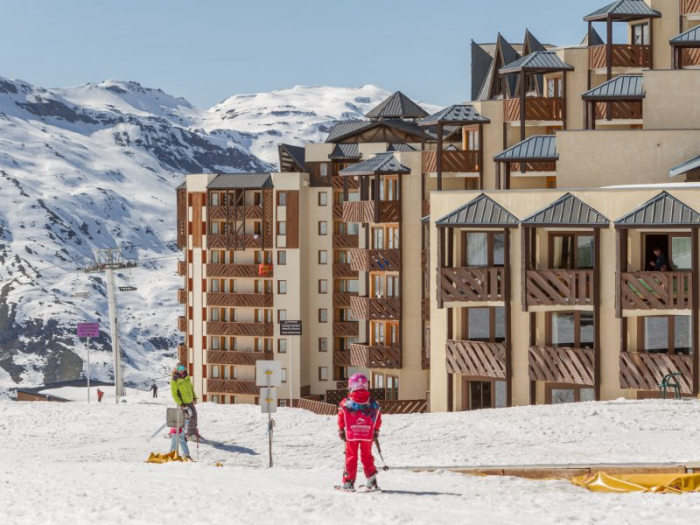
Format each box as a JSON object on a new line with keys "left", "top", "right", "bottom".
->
{"left": 169, "top": 408, "right": 192, "bottom": 461}
{"left": 337, "top": 373, "right": 382, "bottom": 491}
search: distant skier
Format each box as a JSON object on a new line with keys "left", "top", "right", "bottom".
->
{"left": 169, "top": 408, "right": 192, "bottom": 461}
{"left": 171, "top": 363, "right": 198, "bottom": 438}
{"left": 337, "top": 373, "right": 382, "bottom": 491}
{"left": 150, "top": 383, "right": 158, "bottom": 398}
{"left": 97, "top": 389, "right": 104, "bottom": 402}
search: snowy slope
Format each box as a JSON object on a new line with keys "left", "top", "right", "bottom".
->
{"left": 2, "top": 399, "right": 700, "bottom": 524}
{"left": 0, "top": 77, "right": 430, "bottom": 394}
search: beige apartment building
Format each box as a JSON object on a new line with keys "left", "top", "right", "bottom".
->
{"left": 176, "top": 0, "right": 700, "bottom": 411}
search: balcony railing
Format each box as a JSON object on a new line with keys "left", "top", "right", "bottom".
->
{"left": 333, "top": 350, "right": 352, "bottom": 367}
{"left": 178, "top": 288, "right": 187, "bottom": 304}
{"left": 526, "top": 270, "right": 594, "bottom": 307}
{"left": 207, "top": 321, "right": 274, "bottom": 337}
{"left": 207, "top": 263, "right": 273, "bottom": 278}
{"left": 681, "top": 48, "right": 700, "bottom": 67}
{"left": 380, "top": 400, "right": 428, "bottom": 414}
{"left": 619, "top": 352, "right": 693, "bottom": 394}
{"left": 333, "top": 203, "right": 344, "bottom": 219}
{"left": 422, "top": 200, "right": 430, "bottom": 217}
{"left": 509, "top": 162, "right": 557, "bottom": 172}
{"left": 439, "top": 267, "right": 504, "bottom": 303}
{"left": 349, "top": 249, "right": 401, "bottom": 273}
{"left": 333, "top": 176, "right": 359, "bottom": 190}
{"left": 178, "top": 316, "right": 187, "bottom": 332}
{"left": 208, "top": 204, "right": 263, "bottom": 220}
{"left": 350, "top": 296, "right": 401, "bottom": 321}
{"left": 588, "top": 44, "right": 651, "bottom": 70}
{"left": 528, "top": 346, "right": 595, "bottom": 386}
{"left": 350, "top": 344, "right": 401, "bottom": 369}
{"left": 326, "top": 388, "right": 385, "bottom": 405}
{"left": 333, "top": 292, "right": 357, "bottom": 308}
{"left": 342, "top": 201, "right": 400, "bottom": 224}
{"left": 333, "top": 263, "right": 358, "bottom": 278}
{"left": 594, "top": 101, "right": 643, "bottom": 120}
{"left": 504, "top": 97, "right": 563, "bottom": 122}
{"left": 207, "top": 292, "right": 273, "bottom": 308}
{"left": 207, "top": 349, "right": 272, "bottom": 366}
{"left": 422, "top": 150, "right": 479, "bottom": 173}
{"left": 421, "top": 297, "right": 430, "bottom": 321}
{"left": 333, "top": 321, "right": 359, "bottom": 337}
{"left": 206, "top": 379, "right": 259, "bottom": 396}
{"left": 178, "top": 344, "right": 187, "bottom": 364}
{"left": 445, "top": 340, "right": 506, "bottom": 379}
{"left": 620, "top": 272, "right": 692, "bottom": 311}
{"left": 682, "top": 0, "right": 700, "bottom": 14}
{"left": 177, "top": 260, "right": 186, "bottom": 276}
{"left": 333, "top": 233, "right": 359, "bottom": 249}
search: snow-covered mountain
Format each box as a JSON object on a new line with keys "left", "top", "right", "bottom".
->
{"left": 0, "top": 77, "right": 432, "bottom": 395}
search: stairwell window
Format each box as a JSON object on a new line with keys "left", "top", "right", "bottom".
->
{"left": 278, "top": 251, "right": 286, "bottom": 265}
{"left": 318, "top": 251, "right": 328, "bottom": 265}
{"left": 318, "top": 192, "right": 327, "bottom": 206}
{"left": 278, "top": 339, "right": 287, "bottom": 354}
{"left": 278, "top": 221, "right": 287, "bottom": 235}
{"left": 278, "top": 309, "right": 287, "bottom": 322}
{"left": 281, "top": 368, "right": 288, "bottom": 383}
{"left": 211, "top": 365, "right": 220, "bottom": 379}
{"left": 278, "top": 280, "right": 287, "bottom": 294}
{"left": 278, "top": 192, "right": 287, "bottom": 206}
{"left": 211, "top": 222, "right": 219, "bottom": 235}
{"left": 319, "top": 280, "right": 328, "bottom": 294}
{"left": 319, "top": 367, "right": 329, "bottom": 381}
{"left": 318, "top": 221, "right": 328, "bottom": 235}
{"left": 319, "top": 338, "right": 328, "bottom": 352}
{"left": 319, "top": 309, "right": 328, "bottom": 323}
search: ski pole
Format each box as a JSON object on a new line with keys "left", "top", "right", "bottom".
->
{"left": 148, "top": 423, "right": 167, "bottom": 441}
{"left": 374, "top": 438, "right": 389, "bottom": 471}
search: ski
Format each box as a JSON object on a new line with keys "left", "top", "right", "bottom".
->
{"left": 333, "top": 485, "right": 356, "bottom": 493}
{"left": 357, "top": 485, "right": 381, "bottom": 493}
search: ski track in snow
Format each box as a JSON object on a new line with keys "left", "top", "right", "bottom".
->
{"left": 2, "top": 397, "right": 700, "bottom": 524}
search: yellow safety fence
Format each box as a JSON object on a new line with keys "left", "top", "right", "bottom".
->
{"left": 571, "top": 472, "right": 700, "bottom": 493}
{"left": 146, "top": 451, "right": 191, "bottom": 464}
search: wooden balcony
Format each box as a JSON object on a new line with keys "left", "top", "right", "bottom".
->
{"left": 177, "top": 260, "right": 186, "bottom": 276}
{"left": 208, "top": 204, "right": 263, "bottom": 221}
{"left": 619, "top": 352, "right": 693, "bottom": 395}
{"left": 350, "top": 296, "right": 401, "bottom": 321}
{"left": 333, "top": 292, "right": 357, "bottom": 308}
{"left": 208, "top": 234, "right": 263, "bottom": 250}
{"left": 207, "top": 321, "right": 274, "bottom": 337}
{"left": 296, "top": 398, "right": 338, "bottom": 415}
{"left": 681, "top": 48, "right": 700, "bottom": 67}
{"left": 333, "top": 350, "right": 352, "bottom": 367}
{"left": 350, "top": 344, "right": 401, "bottom": 369}
{"left": 594, "top": 101, "right": 643, "bottom": 121}
{"left": 207, "top": 263, "right": 273, "bottom": 278}
{"left": 178, "top": 288, "right": 187, "bottom": 304}
{"left": 333, "top": 321, "right": 359, "bottom": 337}
{"left": 333, "top": 263, "right": 358, "bottom": 278}
{"left": 206, "top": 379, "right": 259, "bottom": 396}
{"left": 333, "top": 233, "right": 359, "bottom": 249}
{"left": 422, "top": 150, "right": 479, "bottom": 173}
{"left": 178, "top": 316, "right": 187, "bottom": 332}
{"left": 526, "top": 270, "right": 594, "bottom": 307}
{"left": 439, "top": 267, "right": 504, "bottom": 303}
{"left": 342, "top": 201, "right": 400, "bottom": 224}
{"left": 333, "top": 176, "right": 359, "bottom": 190}
{"left": 207, "top": 292, "right": 273, "bottom": 308}
{"left": 504, "top": 97, "right": 563, "bottom": 122}
{"left": 349, "top": 249, "right": 401, "bottom": 272}
{"left": 528, "top": 346, "right": 595, "bottom": 386}
{"left": 207, "top": 349, "right": 272, "bottom": 366}
{"left": 509, "top": 162, "right": 556, "bottom": 172}
{"left": 178, "top": 344, "right": 187, "bottom": 364}
{"left": 421, "top": 297, "right": 430, "bottom": 321}
{"left": 682, "top": 0, "right": 700, "bottom": 14}
{"left": 445, "top": 340, "right": 506, "bottom": 379}
{"left": 333, "top": 203, "right": 344, "bottom": 219}
{"left": 620, "top": 272, "right": 692, "bottom": 311}
{"left": 588, "top": 44, "right": 651, "bottom": 70}
{"left": 422, "top": 200, "right": 430, "bottom": 217}
{"left": 380, "top": 399, "right": 428, "bottom": 414}
{"left": 327, "top": 388, "right": 385, "bottom": 405}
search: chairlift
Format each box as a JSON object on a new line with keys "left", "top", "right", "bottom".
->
{"left": 71, "top": 292, "right": 90, "bottom": 298}
{"left": 119, "top": 286, "right": 137, "bottom": 292}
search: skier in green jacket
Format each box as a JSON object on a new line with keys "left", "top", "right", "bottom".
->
{"left": 171, "top": 363, "right": 198, "bottom": 438}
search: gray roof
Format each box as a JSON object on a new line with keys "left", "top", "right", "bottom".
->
{"left": 326, "top": 120, "right": 374, "bottom": 142}
{"left": 523, "top": 29, "right": 547, "bottom": 55}
{"left": 176, "top": 182, "right": 186, "bottom": 190}
{"left": 338, "top": 153, "right": 410, "bottom": 177}
{"left": 581, "top": 28, "right": 605, "bottom": 46}
{"left": 476, "top": 34, "right": 521, "bottom": 101}
{"left": 522, "top": 193, "right": 609, "bottom": 227}
{"left": 278, "top": 143, "right": 306, "bottom": 171}
{"left": 671, "top": 26, "right": 700, "bottom": 45}
{"left": 419, "top": 104, "right": 490, "bottom": 127}
{"left": 387, "top": 143, "right": 416, "bottom": 152}
{"left": 669, "top": 154, "right": 700, "bottom": 178}
{"left": 582, "top": 75, "right": 644, "bottom": 99}
{"left": 472, "top": 40, "right": 495, "bottom": 101}
{"left": 365, "top": 91, "right": 429, "bottom": 120}
{"left": 499, "top": 51, "right": 574, "bottom": 74}
{"left": 615, "top": 191, "right": 700, "bottom": 227}
{"left": 436, "top": 194, "right": 519, "bottom": 228}
{"left": 329, "top": 143, "right": 361, "bottom": 159}
{"left": 208, "top": 173, "right": 273, "bottom": 189}
{"left": 584, "top": 0, "right": 661, "bottom": 21}
{"left": 494, "top": 135, "right": 558, "bottom": 162}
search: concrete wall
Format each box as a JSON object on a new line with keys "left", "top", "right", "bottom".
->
{"left": 644, "top": 69, "right": 700, "bottom": 129}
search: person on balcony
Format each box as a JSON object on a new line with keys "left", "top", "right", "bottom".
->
{"left": 171, "top": 363, "right": 198, "bottom": 438}
{"left": 649, "top": 247, "right": 668, "bottom": 272}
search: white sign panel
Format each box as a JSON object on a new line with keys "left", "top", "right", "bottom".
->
{"left": 259, "top": 387, "right": 278, "bottom": 414}
{"left": 256, "top": 360, "right": 282, "bottom": 387}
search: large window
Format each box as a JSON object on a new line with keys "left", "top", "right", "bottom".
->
{"left": 371, "top": 225, "right": 399, "bottom": 250}
{"left": 546, "top": 384, "right": 595, "bottom": 404}
{"left": 461, "top": 232, "right": 504, "bottom": 267}
{"left": 550, "top": 233, "right": 594, "bottom": 270}
{"left": 464, "top": 379, "right": 507, "bottom": 410}
{"left": 641, "top": 316, "right": 692, "bottom": 355}
{"left": 461, "top": 307, "right": 505, "bottom": 343}
{"left": 371, "top": 321, "right": 399, "bottom": 347}
{"left": 547, "top": 311, "right": 594, "bottom": 349}
{"left": 632, "top": 23, "right": 649, "bottom": 45}
{"left": 370, "top": 273, "right": 400, "bottom": 298}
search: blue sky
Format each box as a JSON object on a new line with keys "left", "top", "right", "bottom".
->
{"left": 1, "top": 0, "right": 608, "bottom": 107}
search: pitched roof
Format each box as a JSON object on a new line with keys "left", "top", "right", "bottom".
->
{"left": 471, "top": 40, "right": 495, "bottom": 101}
{"left": 338, "top": 153, "right": 410, "bottom": 177}
{"left": 615, "top": 191, "right": 700, "bottom": 227}
{"left": 208, "top": 173, "right": 273, "bottom": 189}
{"left": 581, "top": 28, "right": 605, "bottom": 46}
{"left": 584, "top": 0, "right": 661, "bottom": 21}
{"left": 522, "top": 193, "right": 609, "bottom": 227}
{"left": 670, "top": 25, "right": 700, "bottom": 45}
{"left": 476, "top": 34, "right": 521, "bottom": 101}
{"left": 582, "top": 75, "right": 644, "bottom": 99}
{"left": 278, "top": 143, "right": 306, "bottom": 172}
{"left": 387, "top": 143, "right": 416, "bottom": 152}
{"left": 499, "top": 51, "right": 574, "bottom": 74}
{"left": 523, "top": 29, "right": 547, "bottom": 55}
{"left": 436, "top": 194, "right": 519, "bottom": 228}
{"left": 419, "top": 105, "right": 490, "bottom": 127}
{"left": 494, "top": 135, "right": 558, "bottom": 162}
{"left": 329, "top": 143, "right": 361, "bottom": 160}
{"left": 365, "top": 91, "right": 429, "bottom": 120}
{"left": 325, "top": 119, "right": 423, "bottom": 143}
{"left": 669, "top": 154, "right": 700, "bottom": 178}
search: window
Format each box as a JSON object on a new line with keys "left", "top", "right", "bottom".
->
{"left": 278, "top": 309, "right": 287, "bottom": 322}
{"left": 461, "top": 307, "right": 505, "bottom": 343}
{"left": 211, "top": 337, "right": 220, "bottom": 350}
{"left": 211, "top": 222, "right": 219, "bottom": 235}
{"left": 386, "top": 375, "right": 399, "bottom": 400}
{"left": 211, "top": 365, "right": 220, "bottom": 379}
{"left": 319, "top": 338, "right": 328, "bottom": 352}
{"left": 211, "top": 308, "right": 219, "bottom": 322}
{"left": 548, "top": 311, "right": 594, "bottom": 349}
{"left": 278, "top": 192, "right": 287, "bottom": 206}
{"left": 210, "top": 279, "right": 219, "bottom": 292}
{"left": 632, "top": 23, "right": 649, "bottom": 45}
{"left": 211, "top": 395, "right": 220, "bottom": 404}
{"left": 278, "top": 339, "right": 287, "bottom": 354}
{"left": 320, "top": 163, "right": 328, "bottom": 177}
{"left": 546, "top": 384, "right": 595, "bottom": 404}
{"left": 277, "top": 221, "right": 287, "bottom": 235}
{"left": 318, "top": 192, "right": 328, "bottom": 206}
{"left": 211, "top": 251, "right": 219, "bottom": 263}
{"left": 319, "top": 367, "right": 329, "bottom": 381}
{"left": 319, "top": 280, "right": 328, "bottom": 294}
{"left": 371, "top": 274, "right": 399, "bottom": 298}
{"left": 282, "top": 368, "right": 288, "bottom": 383}
{"left": 318, "top": 251, "right": 328, "bottom": 264}
{"left": 462, "top": 232, "right": 504, "bottom": 267}
{"left": 465, "top": 379, "right": 507, "bottom": 410}
{"left": 319, "top": 309, "right": 328, "bottom": 323}
{"left": 371, "top": 225, "right": 399, "bottom": 250}
{"left": 318, "top": 221, "right": 328, "bottom": 235}
{"left": 278, "top": 251, "right": 286, "bottom": 265}
{"left": 642, "top": 316, "right": 692, "bottom": 355}
{"left": 278, "top": 281, "right": 287, "bottom": 294}
{"left": 210, "top": 193, "right": 219, "bottom": 206}
{"left": 550, "top": 233, "right": 594, "bottom": 270}
{"left": 371, "top": 320, "right": 399, "bottom": 346}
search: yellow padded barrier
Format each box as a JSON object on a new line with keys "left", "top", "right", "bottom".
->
{"left": 572, "top": 472, "right": 700, "bottom": 493}
{"left": 146, "top": 451, "right": 190, "bottom": 464}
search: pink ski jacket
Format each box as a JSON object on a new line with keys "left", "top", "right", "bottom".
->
{"left": 338, "top": 390, "right": 382, "bottom": 442}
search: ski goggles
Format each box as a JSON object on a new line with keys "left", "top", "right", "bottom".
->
{"left": 176, "top": 365, "right": 186, "bottom": 372}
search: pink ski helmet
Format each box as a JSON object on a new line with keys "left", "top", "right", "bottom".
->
{"left": 348, "top": 373, "right": 369, "bottom": 392}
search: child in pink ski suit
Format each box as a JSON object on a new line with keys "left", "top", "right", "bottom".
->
{"left": 338, "top": 373, "right": 382, "bottom": 490}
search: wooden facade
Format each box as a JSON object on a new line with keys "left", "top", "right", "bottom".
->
{"left": 207, "top": 292, "right": 273, "bottom": 308}
{"left": 332, "top": 233, "right": 359, "bottom": 249}
{"left": 528, "top": 346, "right": 595, "bottom": 386}
{"left": 207, "top": 263, "right": 273, "bottom": 278}
{"left": 619, "top": 271, "right": 693, "bottom": 310}
{"left": 349, "top": 249, "right": 401, "bottom": 273}
{"left": 504, "top": 97, "right": 564, "bottom": 122}
{"left": 349, "top": 344, "right": 402, "bottom": 369}
{"left": 206, "top": 379, "right": 259, "bottom": 396}
{"left": 525, "top": 269, "right": 595, "bottom": 307}
{"left": 205, "top": 189, "right": 274, "bottom": 251}
{"left": 342, "top": 201, "right": 400, "bottom": 224}
{"left": 588, "top": 44, "right": 651, "bottom": 70}
{"left": 333, "top": 321, "right": 359, "bottom": 337}
{"left": 207, "top": 350, "right": 272, "bottom": 366}
{"left": 445, "top": 340, "right": 506, "bottom": 379}
{"left": 207, "top": 321, "right": 274, "bottom": 337}
{"left": 350, "top": 296, "right": 401, "bottom": 321}
{"left": 422, "top": 150, "right": 479, "bottom": 173}
{"left": 439, "top": 267, "right": 505, "bottom": 303}
{"left": 619, "top": 352, "right": 693, "bottom": 395}
{"left": 594, "top": 101, "right": 643, "bottom": 120}
{"left": 682, "top": 0, "right": 700, "bottom": 14}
